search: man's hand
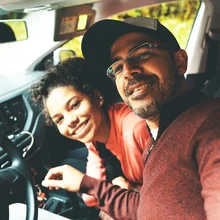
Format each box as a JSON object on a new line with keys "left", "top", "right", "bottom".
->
{"left": 42, "top": 165, "right": 84, "bottom": 192}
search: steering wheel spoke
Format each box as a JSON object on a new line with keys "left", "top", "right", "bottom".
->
{"left": 0, "top": 168, "right": 22, "bottom": 188}
{"left": 0, "top": 133, "right": 38, "bottom": 220}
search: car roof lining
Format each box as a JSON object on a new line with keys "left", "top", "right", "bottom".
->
{"left": 0, "top": 0, "right": 99, "bottom": 12}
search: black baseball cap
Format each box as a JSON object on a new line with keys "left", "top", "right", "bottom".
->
{"left": 82, "top": 17, "right": 180, "bottom": 69}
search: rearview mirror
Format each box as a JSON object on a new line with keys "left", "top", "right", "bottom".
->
{"left": 53, "top": 48, "right": 76, "bottom": 65}
{"left": 0, "top": 20, "right": 28, "bottom": 43}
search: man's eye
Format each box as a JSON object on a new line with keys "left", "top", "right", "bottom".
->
{"left": 137, "top": 52, "right": 151, "bottom": 60}
{"left": 114, "top": 64, "right": 123, "bottom": 75}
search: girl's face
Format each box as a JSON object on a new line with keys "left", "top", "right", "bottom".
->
{"left": 45, "top": 86, "right": 109, "bottom": 143}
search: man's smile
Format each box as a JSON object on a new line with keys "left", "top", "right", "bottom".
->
{"left": 126, "top": 80, "right": 156, "bottom": 97}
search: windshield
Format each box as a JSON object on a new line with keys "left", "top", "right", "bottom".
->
{"left": 0, "top": 0, "right": 201, "bottom": 77}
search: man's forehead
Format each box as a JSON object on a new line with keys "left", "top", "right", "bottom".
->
{"left": 110, "top": 32, "right": 155, "bottom": 57}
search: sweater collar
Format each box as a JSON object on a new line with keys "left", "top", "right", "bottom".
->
{"left": 156, "top": 89, "right": 207, "bottom": 140}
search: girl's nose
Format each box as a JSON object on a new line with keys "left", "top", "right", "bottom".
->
{"left": 65, "top": 114, "right": 78, "bottom": 128}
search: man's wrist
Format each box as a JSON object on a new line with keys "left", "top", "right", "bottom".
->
{"left": 79, "top": 174, "right": 101, "bottom": 195}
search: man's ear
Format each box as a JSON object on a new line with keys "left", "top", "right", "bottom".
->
{"left": 93, "top": 90, "right": 104, "bottom": 107}
{"left": 174, "top": 49, "right": 188, "bottom": 75}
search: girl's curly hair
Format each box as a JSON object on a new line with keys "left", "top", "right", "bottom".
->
{"left": 30, "top": 57, "right": 119, "bottom": 125}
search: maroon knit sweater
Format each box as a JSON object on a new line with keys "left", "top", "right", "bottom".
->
{"left": 80, "top": 90, "right": 220, "bottom": 220}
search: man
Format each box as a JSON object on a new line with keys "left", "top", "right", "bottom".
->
{"left": 42, "top": 17, "right": 220, "bottom": 220}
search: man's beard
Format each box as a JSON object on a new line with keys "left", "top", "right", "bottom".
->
{"left": 131, "top": 99, "right": 161, "bottom": 119}
{"left": 125, "top": 71, "right": 180, "bottom": 120}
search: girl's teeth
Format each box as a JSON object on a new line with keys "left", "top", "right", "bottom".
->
{"left": 75, "top": 122, "right": 86, "bottom": 134}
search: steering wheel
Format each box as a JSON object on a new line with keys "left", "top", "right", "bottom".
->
{"left": 0, "top": 133, "right": 38, "bottom": 220}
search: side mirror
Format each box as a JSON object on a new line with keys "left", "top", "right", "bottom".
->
{"left": 0, "top": 20, "right": 28, "bottom": 43}
{"left": 53, "top": 48, "right": 76, "bottom": 65}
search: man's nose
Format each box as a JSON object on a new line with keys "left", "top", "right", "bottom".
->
{"left": 122, "top": 59, "right": 141, "bottom": 78}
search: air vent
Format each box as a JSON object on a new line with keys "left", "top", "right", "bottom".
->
{"left": 0, "top": 131, "right": 32, "bottom": 168}
{"left": 0, "top": 96, "right": 27, "bottom": 136}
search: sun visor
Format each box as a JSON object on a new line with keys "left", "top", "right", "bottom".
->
{"left": 54, "top": 3, "right": 96, "bottom": 41}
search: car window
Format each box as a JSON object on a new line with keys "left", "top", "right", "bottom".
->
{"left": 111, "top": 0, "right": 201, "bottom": 49}
{"left": 60, "top": 35, "right": 83, "bottom": 58}
{"left": 58, "top": 0, "right": 201, "bottom": 61}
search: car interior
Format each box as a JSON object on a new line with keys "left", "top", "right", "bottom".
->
{"left": 0, "top": 0, "right": 220, "bottom": 219}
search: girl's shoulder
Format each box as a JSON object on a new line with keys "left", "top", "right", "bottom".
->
{"left": 108, "top": 102, "right": 131, "bottom": 117}
{"left": 108, "top": 103, "right": 146, "bottom": 130}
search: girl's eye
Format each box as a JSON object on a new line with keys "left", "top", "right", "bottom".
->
{"left": 71, "top": 101, "right": 80, "bottom": 110}
{"left": 55, "top": 116, "right": 63, "bottom": 125}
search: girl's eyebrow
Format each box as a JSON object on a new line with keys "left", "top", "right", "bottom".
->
{"left": 51, "top": 95, "right": 77, "bottom": 119}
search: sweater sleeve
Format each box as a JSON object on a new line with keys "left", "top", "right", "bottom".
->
{"left": 82, "top": 144, "right": 107, "bottom": 207}
{"left": 195, "top": 109, "right": 220, "bottom": 220}
{"left": 80, "top": 175, "right": 139, "bottom": 220}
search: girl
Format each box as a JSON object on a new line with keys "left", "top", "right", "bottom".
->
{"left": 31, "top": 57, "right": 149, "bottom": 215}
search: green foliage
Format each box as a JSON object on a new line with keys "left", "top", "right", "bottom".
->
{"left": 62, "top": 35, "right": 83, "bottom": 57}
{"left": 5, "top": 21, "right": 28, "bottom": 41}
{"left": 111, "top": 0, "right": 201, "bottom": 49}
{"left": 62, "top": 0, "right": 201, "bottom": 57}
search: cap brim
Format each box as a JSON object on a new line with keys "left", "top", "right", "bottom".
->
{"left": 82, "top": 19, "right": 147, "bottom": 69}
{"left": 82, "top": 19, "right": 180, "bottom": 69}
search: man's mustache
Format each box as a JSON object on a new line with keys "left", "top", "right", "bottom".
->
{"left": 125, "top": 75, "right": 157, "bottom": 97}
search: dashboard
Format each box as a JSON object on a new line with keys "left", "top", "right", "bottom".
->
{"left": 0, "top": 71, "right": 47, "bottom": 168}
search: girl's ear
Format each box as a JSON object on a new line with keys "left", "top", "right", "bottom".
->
{"left": 93, "top": 90, "right": 104, "bottom": 107}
